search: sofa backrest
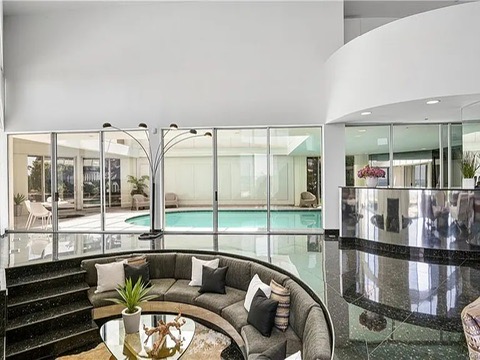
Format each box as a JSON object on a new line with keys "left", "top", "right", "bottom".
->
{"left": 284, "top": 279, "right": 318, "bottom": 339}
{"left": 303, "top": 306, "right": 332, "bottom": 360}
{"left": 146, "top": 253, "right": 176, "bottom": 279}
{"left": 174, "top": 253, "right": 217, "bottom": 280}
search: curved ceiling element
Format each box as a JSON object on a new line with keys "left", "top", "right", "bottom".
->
{"left": 325, "top": 1, "right": 480, "bottom": 124}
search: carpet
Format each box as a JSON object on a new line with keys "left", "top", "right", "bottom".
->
{"left": 57, "top": 323, "right": 231, "bottom": 359}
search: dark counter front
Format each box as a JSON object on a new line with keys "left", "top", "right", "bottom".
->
{"left": 340, "top": 187, "right": 480, "bottom": 259}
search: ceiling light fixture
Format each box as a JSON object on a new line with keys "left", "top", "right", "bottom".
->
{"left": 361, "top": 111, "right": 372, "bottom": 116}
{"left": 426, "top": 99, "right": 440, "bottom": 105}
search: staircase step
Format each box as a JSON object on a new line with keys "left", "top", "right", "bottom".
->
{"left": 6, "top": 322, "right": 99, "bottom": 360}
{"left": 7, "top": 300, "right": 93, "bottom": 331}
{"left": 8, "top": 283, "right": 90, "bottom": 307}
{"left": 7, "top": 268, "right": 86, "bottom": 288}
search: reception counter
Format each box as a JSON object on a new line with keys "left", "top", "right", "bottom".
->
{"left": 340, "top": 187, "right": 480, "bottom": 259}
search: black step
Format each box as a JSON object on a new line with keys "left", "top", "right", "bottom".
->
{"left": 7, "top": 299, "right": 92, "bottom": 331}
{"left": 6, "top": 322, "right": 99, "bottom": 360}
{"left": 7, "top": 268, "right": 86, "bottom": 288}
{"left": 8, "top": 283, "right": 90, "bottom": 308}
{"left": 7, "top": 290, "right": 88, "bottom": 321}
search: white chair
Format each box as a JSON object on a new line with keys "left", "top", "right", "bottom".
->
{"left": 25, "top": 200, "right": 52, "bottom": 230}
{"left": 132, "top": 194, "right": 150, "bottom": 211}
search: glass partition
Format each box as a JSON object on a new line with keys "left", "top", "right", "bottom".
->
{"left": 269, "top": 128, "right": 322, "bottom": 231}
{"left": 345, "top": 126, "right": 390, "bottom": 187}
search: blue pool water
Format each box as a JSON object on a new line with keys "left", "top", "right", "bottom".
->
{"left": 126, "top": 209, "right": 322, "bottom": 230}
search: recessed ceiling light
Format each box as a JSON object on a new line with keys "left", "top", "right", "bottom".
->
{"left": 358, "top": 129, "right": 367, "bottom": 133}
{"left": 361, "top": 111, "right": 372, "bottom": 116}
{"left": 426, "top": 99, "right": 440, "bottom": 105}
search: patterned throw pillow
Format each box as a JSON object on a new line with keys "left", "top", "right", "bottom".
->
{"left": 270, "top": 279, "right": 291, "bottom": 331}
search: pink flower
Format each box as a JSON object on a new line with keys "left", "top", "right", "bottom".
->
{"left": 357, "top": 165, "right": 386, "bottom": 179}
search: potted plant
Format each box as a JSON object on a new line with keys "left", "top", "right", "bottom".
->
{"left": 357, "top": 165, "right": 386, "bottom": 187}
{"left": 461, "top": 151, "right": 479, "bottom": 189}
{"left": 107, "top": 277, "right": 156, "bottom": 334}
{"left": 13, "top": 193, "right": 26, "bottom": 216}
{"left": 127, "top": 175, "right": 150, "bottom": 196}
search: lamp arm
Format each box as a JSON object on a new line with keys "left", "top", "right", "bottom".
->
{"left": 152, "top": 130, "right": 192, "bottom": 171}
{"left": 153, "top": 133, "right": 206, "bottom": 175}
{"left": 106, "top": 125, "right": 154, "bottom": 174}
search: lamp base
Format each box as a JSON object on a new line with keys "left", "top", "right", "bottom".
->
{"left": 138, "top": 229, "right": 163, "bottom": 241}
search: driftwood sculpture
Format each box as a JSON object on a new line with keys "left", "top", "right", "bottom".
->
{"left": 143, "top": 313, "right": 187, "bottom": 358}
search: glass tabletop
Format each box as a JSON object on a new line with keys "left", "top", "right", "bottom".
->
{"left": 100, "top": 314, "right": 196, "bottom": 359}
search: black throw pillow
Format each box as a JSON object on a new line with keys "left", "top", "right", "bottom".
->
{"left": 198, "top": 265, "right": 228, "bottom": 294}
{"left": 247, "top": 288, "right": 279, "bottom": 337}
{"left": 124, "top": 262, "right": 150, "bottom": 286}
{"left": 256, "top": 341, "right": 287, "bottom": 360}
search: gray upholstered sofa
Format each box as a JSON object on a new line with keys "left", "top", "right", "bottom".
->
{"left": 81, "top": 251, "right": 334, "bottom": 360}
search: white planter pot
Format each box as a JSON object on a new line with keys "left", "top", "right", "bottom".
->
{"left": 365, "top": 177, "right": 378, "bottom": 187}
{"left": 463, "top": 178, "right": 475, "bottom": 189}
{"left": 122, "top": 306, "right": 141, "bottom": 334}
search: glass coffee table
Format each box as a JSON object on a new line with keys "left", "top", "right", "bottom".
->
{"left": 100, "top": 314, "right": 195, "bottom": 359}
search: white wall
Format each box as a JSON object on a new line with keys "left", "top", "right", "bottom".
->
{"left": 326, "top": 1, "right": 480, "bottom": 123}
{"left": 4, "top": 1, "right": 343, "bottom": 131}
{"left": 344, "top": 17, "right": 397, "bottom": 44}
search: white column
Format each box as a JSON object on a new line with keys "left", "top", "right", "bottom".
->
{"left": 322, "top": 123, "right": 345, "bottom": 234}
{"left": 0, "top": 131, "right": 8, "bottom": 235}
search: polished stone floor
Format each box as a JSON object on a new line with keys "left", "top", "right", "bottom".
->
{"left": 3, "top": 233, "right": 474, "bottom": 358}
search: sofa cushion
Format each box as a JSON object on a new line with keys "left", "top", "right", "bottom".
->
{"left": 124, "top": 262, "right": 150, "bottom": 286}
{"left": 250, "top": 263, "right": 289, "bottom": 288}
{"left": 195, "top": 287, "right": 246, "bottom": 314}
{"left": 164, "top": 279, "right": 201, "bottom": 304}
{"left": 219, "top": 256, "right": 252, "bottom": 291}
{"left": 199, "top": 265, "right": 228, "bottom": 294}
{"left": 190, "top": 257, "right": 220, "bottom": 286}
{"left": 241, "top": 324, "right": 302, "bottom": 356}
{"left": 222, "top": 300, "right": 249, "bottom": 333}
{"left": 270, "top": 279, "right": 291, "bottom": 331}
{"left": 87, "top": 287, "right": 121, "bottom": 308}
{"left": 95, "top": 261, "right": 126, "bottom": 293}
{"left": 284, "top": 279, "right": 318, "bottom": 338}
{"left": 245, "top": 274, "right": 271, "bottom": 312}
{"left": 174, "top": 253, "right": 217, "bottom": 280}
{"left": 257, "top": 341, "right": 286, "bottom": 360}
{"left": 302, "top": 306, "right": 331, "bottom": 360}
{"left": 146, "top": 253, "right": 176, "bottom": 278}
{"left": 81, "top": 256, "right": 118, "bottom": 287}
{"left": 148, "top": 278, "right": 176, "bottom": 301}
{"left": 247, "top": 289, "right": 278, "bottom": 337}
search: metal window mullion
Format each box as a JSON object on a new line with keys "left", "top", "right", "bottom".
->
{"left": 389, "top": 125, "right": 394, "bottom": 187}
{"left": 213, "top": 129, "right": 218, "bottom": 248}
{"left": 51, "top": 133, "right": 58, "bottom": 261}
{"left": 266, "top": 128, "right": 271, "bottom": 232}
{"left": 100, "top": 131, "right": 106, "bottom": 252}
{"left": 447, "top": 123, "right": 452, "bottom": 188}
{"left": 439, "top": 125, "right": 443, "bottom": 188}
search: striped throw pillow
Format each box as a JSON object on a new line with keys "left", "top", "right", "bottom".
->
{"left": 270, "top": 279, "right": 290, "bottom": 331}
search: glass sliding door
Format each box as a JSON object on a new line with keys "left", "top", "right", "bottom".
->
{"left": 9, "top": 134, "right": 52, "bottom": 230}
{"left": 163, "top": 127, "right": 213, "bottom": 231}
{"left": 217, "top": 128, "right": 268, "bottom": 231}
{"left": 103, "top": 130, "right": 150, "bottom": 232}
{"left": 269, "top": 127, "right": 322, "bottom": 231}
{"left": 56, "top": 133, "right": 101, "bottom": 231}
{"left": 392, "top": 125, "right": 440, "bottom": 188}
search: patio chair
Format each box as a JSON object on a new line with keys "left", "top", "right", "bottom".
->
{"left": 25, "top": 200, "right": 52, "bottom": 230}
{"left": 299, "top": 191, "right": 317, "bottom": 208}
{"left": 132, "top": 194, "right": 150, "bottom": 211}
{"left": 165, "top": 193, "right": 179, "bottom": 208}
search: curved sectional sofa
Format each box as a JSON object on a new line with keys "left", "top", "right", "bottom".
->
{"left": 81, "top": 251, "right": 334, "bottom": 359}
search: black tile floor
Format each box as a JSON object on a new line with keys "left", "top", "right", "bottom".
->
{"left": 324, "top": 240, "right": 472, "bottom": 359}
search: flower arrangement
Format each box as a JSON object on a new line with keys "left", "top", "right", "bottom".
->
{"left": 357, "top": 165, "right": 386, "bottom": 179}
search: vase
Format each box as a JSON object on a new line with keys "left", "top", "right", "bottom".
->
{"left": 463, "top": 178, "right": 475, "bottom": 189}
{"left": 366, "top": 177, "right": 378, "bottom": 187}
{"left": 122, "top": 306, "right": 141, "bottom": 334}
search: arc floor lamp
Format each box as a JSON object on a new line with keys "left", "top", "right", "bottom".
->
{"left": 102, "top": 122, "right": 212, "bottom": 240}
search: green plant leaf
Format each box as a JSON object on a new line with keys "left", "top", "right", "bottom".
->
{"left": 106, "top": 276, "right": 155, "bottom": 314}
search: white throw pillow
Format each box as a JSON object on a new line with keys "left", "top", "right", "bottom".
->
{"left": 284, "top": 350, "right": 302, "bottom": 360}
{"left": 95, "top": 261, "right": 126, "bottom": 294}
{"left": 189, "top": 257, "right": 220, "bottom": 286}
{"left": 244, "top": 274, "right": 272, "bottom": 312}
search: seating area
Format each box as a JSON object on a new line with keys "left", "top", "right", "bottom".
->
{"left": 81, "top": 251, "right": 334, "bottom": 359}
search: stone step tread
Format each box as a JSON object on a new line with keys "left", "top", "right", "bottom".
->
{"left": 7, "top": 268, "right": 86, "bottom": 287}
{"left": 6, "top": 322, "right": 98, "bottom": 358}
{"left": 8, "top": 283, "right": 90, "bottom": 307}
{"left": 7, "top": 300, "right": 93, "bottom": 331}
